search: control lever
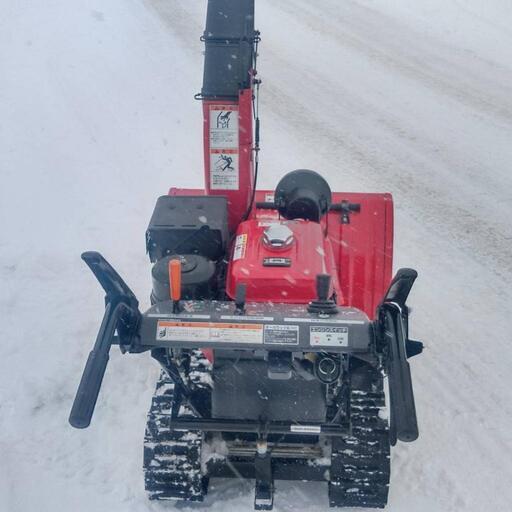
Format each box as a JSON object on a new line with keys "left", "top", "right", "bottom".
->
{"left": 330, "top": 200, "right": 361, "bottom": 224}
{"left": 317, "top": 274, "right": 330, "bottom": 301}
{"left": 169, "top": 258, "right": 182, "bottom": 313}
{"left": 235, "top": 283, "right": 247, "bottom": 314}
{"left": 307, "top": 274, "right": 338, "bottom": 315}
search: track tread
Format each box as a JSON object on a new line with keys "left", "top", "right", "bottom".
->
{"left": 329, "top": 366, "right": 390, "bottom": 508}
{"left": 143, "top": 354, "right": 211, "bottom": 502}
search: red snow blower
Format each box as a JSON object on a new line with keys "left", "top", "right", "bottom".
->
{"left": 69, "top": 0, "right": 423, "bottom": 509}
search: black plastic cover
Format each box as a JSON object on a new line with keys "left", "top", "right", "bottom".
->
{"left": 275, "top": 170, "right": 333, "bottom": 222}
{"left": 201, "top": 0, "right": 255, "bottom": 99}
{"left": 146, "top": 196, "right": 228, "bottom": 262}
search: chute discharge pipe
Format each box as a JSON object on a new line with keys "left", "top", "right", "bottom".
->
{"left": 200, "top": 0, "right": 256, "bottom": 232}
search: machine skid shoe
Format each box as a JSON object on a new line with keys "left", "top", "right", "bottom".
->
{"left": 254, "top": 482, "right": 274, "bottom": 511}
{"left": 254, "top": 451, "right": 274, "bottom": 510}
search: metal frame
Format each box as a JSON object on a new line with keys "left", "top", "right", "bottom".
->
{"left": 166, "top": 417, "right": 349, "bottom": 436}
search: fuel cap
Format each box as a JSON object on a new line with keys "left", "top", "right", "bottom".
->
{"left": 263, "top": 223, "right": 294, "bottom": 251}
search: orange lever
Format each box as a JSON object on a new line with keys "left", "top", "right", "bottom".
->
{"left": 169, "top": 258, "right": 182, "bottom": 301}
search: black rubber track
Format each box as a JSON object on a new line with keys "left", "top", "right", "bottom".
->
{"left": 329, "top": 365, "right": 391, "bottom": 508}
{"left": 143, "top": 350, "right": 212, "bottom": 502}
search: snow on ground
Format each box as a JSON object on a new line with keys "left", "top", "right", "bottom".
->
{"left": 1, "top": 0, "right": 511, "bottom": 510}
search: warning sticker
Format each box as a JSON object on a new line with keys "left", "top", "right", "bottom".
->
{"left": 264, "top": 325, "right": 299, "bottom": 345}
{"left": 233, "top": 233, "right": 248, "bottom": 260}
{"left": 157, "top": 321, "right": 263, "bottom": 344}
{"left": 157, "top": 321, "right": 209, "bottom": 342}
{"left": 209, "top": 105, "right": 239, "bottom": 190}
{"left": 209, "top": 106, "right": 239, "bottom": 149}
{"left": 210, "top": 150, "right": 239, "bottom": 190}
{"left": 210, "top": 323, "right": 263, "bottom": 344}
{"left": 310, "top": 326, "right": 349, "bottom": 347}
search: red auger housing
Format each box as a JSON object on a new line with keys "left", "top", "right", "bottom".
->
{"left": 69, "top": 1, "right": 423, "bottom": 509}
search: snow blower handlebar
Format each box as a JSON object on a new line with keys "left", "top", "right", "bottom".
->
{"left": 69, "top": 252, "right": 142, "bottom": 429}
{"left": 378, "top": 268, "right": 422, "bottom": 444}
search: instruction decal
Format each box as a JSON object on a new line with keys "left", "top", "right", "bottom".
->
{"left": 310, "top": 326, "right": 349, "bottom": 347}
{"left": 157, "top": 320, "right": 263, "bottom": 344}
{"left": 264, "top": 324, "right": 299, "bottom": 345}
{"left": 209, "top": 105, "right": 240, "bottom": 190}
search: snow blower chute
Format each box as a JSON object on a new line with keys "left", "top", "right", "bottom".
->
{"left": 69, "top": 0, "right": 423, "bottom": 508}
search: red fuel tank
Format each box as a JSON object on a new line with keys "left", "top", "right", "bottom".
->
{"left": 226, "top": 219, "right": 340, "bottom": 304}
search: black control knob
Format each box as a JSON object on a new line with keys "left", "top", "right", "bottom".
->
{"left": 235, "top": 283, "right": 247, "bottom": 314}
{"left": 316, "top": 274, "right": 331, "bottom": 301}
{"left": 308, "top": 273, "right": 338, "bottom": 315}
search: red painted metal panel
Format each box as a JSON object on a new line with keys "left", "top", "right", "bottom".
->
{"left": 226, "top": 219, "right": 341, "bottom": 304}
{"left": 326, "top": 192, "right": 393, "bottom": 319}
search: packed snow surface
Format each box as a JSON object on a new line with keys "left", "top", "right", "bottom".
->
{"left": 1, "top": 0, "right": 511, "bottom": 511}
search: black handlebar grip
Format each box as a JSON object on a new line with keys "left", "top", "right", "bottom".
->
{"left": 383, "top": 268, "right": 418, "bottom": 308}
{"left": 385, "top": 308, "right": 419, "bottom": 443}
{"left": 69, "top": 254, "right": 141, "bottom": 430}
{"left": 388, "top": 354, "right": 419, "bottom": 442}
{"left": 394, "top": 362, "right": 419, "bottom": 442}
{"left": 69, "top": 349, "right": 109, "bottom": 429}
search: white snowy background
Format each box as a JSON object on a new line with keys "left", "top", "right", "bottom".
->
{"left": 1, "top": 0, "right": 511, "bottom": 510}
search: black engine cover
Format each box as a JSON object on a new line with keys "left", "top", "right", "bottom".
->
{"left": 146, "top": 195, "right": 228, "bottom": 262}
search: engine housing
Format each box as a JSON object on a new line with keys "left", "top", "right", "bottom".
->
{"left": 226, "top": 219, "right": 339, "bottom": 303}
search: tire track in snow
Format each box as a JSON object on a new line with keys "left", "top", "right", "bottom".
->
{"left": 144, "top": 0, "right": 204, "bottom": 54}
{"left": 282, "top": 0, "right": 512, "bottom": 124}
{"left": 272, "top": 0, "right": 512, "bottom": 208}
